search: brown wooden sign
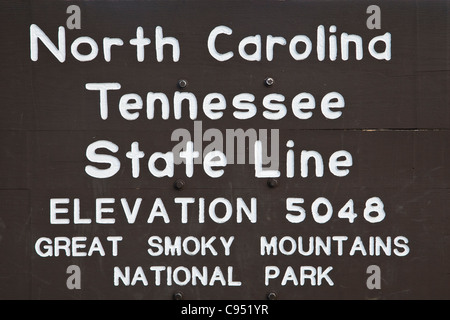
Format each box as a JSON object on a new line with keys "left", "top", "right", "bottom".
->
{"left": 0, "top": 0, "right": 448, "bottom": 300}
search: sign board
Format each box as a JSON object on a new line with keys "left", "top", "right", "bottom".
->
{"left": 0, "top": 0, "right": 448, "bottom": 300}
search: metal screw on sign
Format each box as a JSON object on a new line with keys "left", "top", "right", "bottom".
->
{"left": 178, "top": 79, "right": 188, "bottom": 89}
{"left": 173, "top": 292, "right": 184, "bottom": 300}
{"left": 267, "top": 178, "right": 278, "bottom": 188}
{"left": 267, "top": 292, "right": 277, "bottom": 300}
{"left": 174, "top": 179, "right": 186, "bottom": 190}
{"left": 264, "top": 77, "right": 274, "bottom": 87}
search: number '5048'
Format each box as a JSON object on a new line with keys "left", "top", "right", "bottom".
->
{"left": 286, "top": 197, "right": 386, "bottom": 224}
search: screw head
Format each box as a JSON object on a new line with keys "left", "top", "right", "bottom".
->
{"left": 264, "top": 77, "right": 274, "bottom": 87}
{"left": 267, "top": 292, "right": 277, "bottom": 300}
{"left": 174, "top": 179, "right": 185, "bottom": 190}
{"left": 177, "top": 79, "right": 188, "bottom": 89}
{"left": 173, "top": 292, "right": 183, "bottom": 300}
{"left": 267, "top": 178, "right": 278, "bottom": 188}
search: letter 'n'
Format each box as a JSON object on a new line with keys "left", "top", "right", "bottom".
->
{"left": 30, "top": 24, "right": 66, "bottom": 62}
